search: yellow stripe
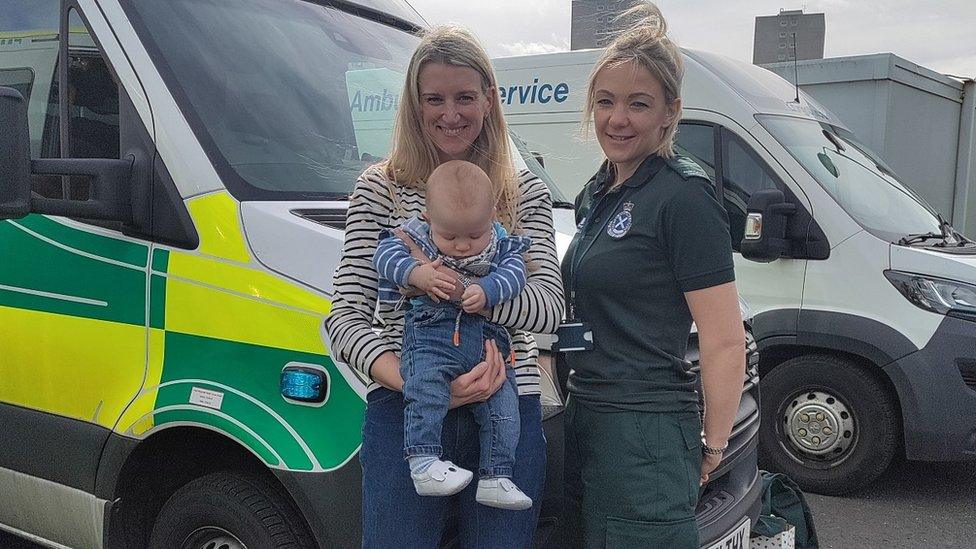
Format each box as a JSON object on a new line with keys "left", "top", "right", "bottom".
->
{"left": 0, "top": 306, "right": 144, "bottom": 429}
{"left": 116, "top": 328, "right": 165, "bottom": 435}
{"left": 186, "top": 192, "right": 251, "bottom": 263}
{"left": 0, "top": 31, "right": 57, "bottom": 40}
{"left": 165, "top": 277, "right": 327, "bottom": 355}
{"left": 168, "top": 252, "right": 332, "bottom": 315}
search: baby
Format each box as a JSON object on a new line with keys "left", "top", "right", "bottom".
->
{"left": 373, "top": 160, "right": 532, "bottom": 510}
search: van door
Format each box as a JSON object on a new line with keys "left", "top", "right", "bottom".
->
{"left": 675, "top": 114, "right": 810, "bottom": 333}
{"left": 0, "top": 2, "right": 149, "bottom": 539}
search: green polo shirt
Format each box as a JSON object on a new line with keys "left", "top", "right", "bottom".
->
{"left": 560, "top": 154, "right": 735, "bottom": 413}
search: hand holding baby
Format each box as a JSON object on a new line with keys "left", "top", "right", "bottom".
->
{"left": 408, "top": 257, "right": 456, "bottom": 302}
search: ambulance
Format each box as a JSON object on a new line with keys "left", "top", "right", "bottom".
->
{"left": 494, "top": 48, "right": 976, "bottom": 495}
{"left": 0, "top": 1, "right": 759, "bottom": 547}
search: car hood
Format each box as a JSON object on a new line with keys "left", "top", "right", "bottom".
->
{"left": 890, "top": 243, "right": 976, "bottom": 285}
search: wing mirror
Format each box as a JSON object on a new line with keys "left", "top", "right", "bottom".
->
{"left": 0, "top": 87, "right": 31, "bottom": 220}
{"left": 740, "top": 189, "right": 796, "bottom": 262}
{"left": 0, "top": 85, "right": 133, "bottom": 223}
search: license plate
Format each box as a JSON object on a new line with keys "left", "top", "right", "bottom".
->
{"left": 706, "top": 518, "right": 750, "bottom": 549}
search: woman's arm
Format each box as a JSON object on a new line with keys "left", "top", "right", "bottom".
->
{"left": 686, "top": 281, "right": 746, "bottom": 483}
{"left": 324, "top": 170, "right": 401, "bottom": 380}
{"left": 486, "top": 173, "right": 565, "bottom": 334}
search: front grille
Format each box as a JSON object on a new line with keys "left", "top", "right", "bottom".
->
{"left": 696, "top": 490, "right": 736, "bottom": 523}
{"left": 687, "top": 328, "right": 761, "bottom": 480}
{"left": 958, "top": 359, "right": 976, "bottom": 392}
{"left": 291, "top": 208, "right": 346, "bottom": 229}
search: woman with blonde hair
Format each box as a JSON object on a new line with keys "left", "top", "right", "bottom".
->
{"left": 325, "top": 24, "right": 564, "bottom": 548}
{"left": 558, "top": 2, "right": 746, "bottom": 547}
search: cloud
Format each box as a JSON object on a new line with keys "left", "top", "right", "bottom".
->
{"left": 498, "top": 36, "right": 570, "bottom": 57}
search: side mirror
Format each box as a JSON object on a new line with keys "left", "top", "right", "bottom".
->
{"left": 0, "top": 87, "right": 32, "bottom": 220}
{"left": 740, "top": 189, "right": 796, "bottom": 262}
{"left": 0, "top": 86, "right": 134, "bottom": 224}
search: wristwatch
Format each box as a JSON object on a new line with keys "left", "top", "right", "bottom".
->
{"left": 701, "top": 439, "right": 728, "bottom": 456}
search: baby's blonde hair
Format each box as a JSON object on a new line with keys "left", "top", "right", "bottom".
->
{"left": 425, "top": 160, "right": 494, "bottom": 221}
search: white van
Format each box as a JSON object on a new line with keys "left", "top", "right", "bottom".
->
{"left": 0, "top": 1, "right": 758, "bottom": 548}
{"left": 495, "top": 49, "right": 976, "bottom": 494}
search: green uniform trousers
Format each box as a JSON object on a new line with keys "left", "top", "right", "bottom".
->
{"left": 563, "top": 396, "right": 702, "bottom": 549}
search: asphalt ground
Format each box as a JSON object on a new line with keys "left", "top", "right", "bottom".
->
{"left": 805, "top": 458, "right": 976, "bottom": 549}
{"left": 3, "top": 459, "right": 975, "bottom": 548}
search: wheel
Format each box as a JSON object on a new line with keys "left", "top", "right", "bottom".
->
{"left": 758, "top": 354, "right": 899, "bottom": 495}
{"left": 148, "top": 470, "right": 315, "bottom": 549}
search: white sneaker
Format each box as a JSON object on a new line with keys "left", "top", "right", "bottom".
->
{"left": 411, "top": 460, "right": 473, "bottom": 497}
{"left": 475, "top": 477, "right": 533, "bottom": 510}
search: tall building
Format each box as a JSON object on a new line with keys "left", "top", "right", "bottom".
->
{"left": 570, "top": 0, "right": 641, "bottom": 50}
{"left": 753, "top": 9, "right": 825, "bottom": 64}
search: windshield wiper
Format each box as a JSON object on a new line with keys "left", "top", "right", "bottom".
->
{"left": 898, "top": 214, "right": 972, "bottom": 247}
{"left": 935, "top": 213, "right": 973, "bottom": 247}
{"left": 897, "top": 232, "right": 946, "bottom": 246}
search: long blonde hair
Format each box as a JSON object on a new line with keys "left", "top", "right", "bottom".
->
{"left": 382, "top": 26, "right": 519, "bottom": 231}
{"left": 582, "top": 2, "right": 684, "bottom": 159}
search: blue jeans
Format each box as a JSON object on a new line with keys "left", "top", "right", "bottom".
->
{"left": 401, "top": 303, "right": 520, "bottom": 478}
{"left": 361, "top": 389, "right": 546, "bottom": 548}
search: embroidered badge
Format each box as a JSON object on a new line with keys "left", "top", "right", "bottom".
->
{"left": 607, "top": 202, "right": 634, "bottom": 238}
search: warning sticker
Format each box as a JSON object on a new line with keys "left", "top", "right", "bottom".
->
{"left": 189, "top": 387, "right": 224, "bottom": 410}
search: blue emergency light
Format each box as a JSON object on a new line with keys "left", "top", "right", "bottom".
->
{"left": 280, "top": 366, "right": 327, "bottom": 404}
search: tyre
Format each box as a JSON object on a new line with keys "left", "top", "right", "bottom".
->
{"left": 148, "top": 470, "right": 315, "bottom": 549}
{"left": 758, "top": 354, "right": 899, "bottom": 495}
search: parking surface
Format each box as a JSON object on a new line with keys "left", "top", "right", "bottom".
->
{"left": 806, "top": 459, "right": 976, "bottom": 548}
{"left": 3, "top": 459, "right": 975, "bottom": 548}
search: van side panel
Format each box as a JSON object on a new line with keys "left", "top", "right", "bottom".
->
{"left": 801, "top": 231, "right": 942, "bottom": 349}
{"left": 0, "top": 213, "right": 151, "bottom": 547}
{"left": 0, "top": 465, "right": 104, "bottom": 549}
{"left": 115, "top": 192, "right": 365, "bottom": 473}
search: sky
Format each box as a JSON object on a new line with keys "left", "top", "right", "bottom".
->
{"left": 407, "top": 0, "right": 976, "bottom": 78}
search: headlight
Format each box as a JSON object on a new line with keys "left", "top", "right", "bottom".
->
{"left": 884, "top": 270, "right": 976, "bottom": 320}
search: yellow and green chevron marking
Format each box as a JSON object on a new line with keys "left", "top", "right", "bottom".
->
{"left": 0, "top": 192, "right": 363, "bottom": 472}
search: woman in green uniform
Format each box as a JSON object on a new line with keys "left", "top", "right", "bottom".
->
{"left": 558, "top": 3, "right": 747, "bottom": 548}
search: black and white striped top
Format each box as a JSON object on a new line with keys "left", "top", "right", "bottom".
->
{"left": 325, "top": 165, "right": 565, "bottom": 395}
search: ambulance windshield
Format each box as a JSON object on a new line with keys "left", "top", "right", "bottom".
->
{"left": 123, "top": 0, "right": 420, "bottom": 200}
{"left": 760, "top": 115, "right": 944, "bottom": 243}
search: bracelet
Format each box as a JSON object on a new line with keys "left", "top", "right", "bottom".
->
{"left": 458, "top": 274, "right": 472, "bottom": 290}
{"left": 701, "top": 439, "right": 728, "bottom": 456}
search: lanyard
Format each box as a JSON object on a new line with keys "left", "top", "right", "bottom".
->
{"left": 567, "top": 187, "right": 630, "bottom": 320}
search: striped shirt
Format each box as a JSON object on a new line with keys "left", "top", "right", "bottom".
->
{"left": 325, "top": 166, "right": 565, "bottom": 395}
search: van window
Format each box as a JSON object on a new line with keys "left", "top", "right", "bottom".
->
{"left": 64, "top": 8, "right": 121, "bottom": 200}
{"left": 675, "top": 123, "right": 716, "bottom": 181}
{"left": 123, "top": 0, "right": 419, "bottom": 201}
{"left": 760, "top": 115, "right": 942, "bottom": 242}
{"left": 0, "top": 3, "right": 120, "bottom": 200}
{"left": 66, "top": 9, "right": 119, "bottom": 161}
{"left": 510, "top": 130, "right": 569, "bottom": 205}
{"left": 721, "top": 128, "right": 780, "bottom": 251}
{"left": 0, "top": 0, "right": 60, "bottom": 196}
{"left": 676, "top": 122, "right": 785, "bottom": 252}
{"left": 0, "top": 68, "right": 34, "bottom": 102}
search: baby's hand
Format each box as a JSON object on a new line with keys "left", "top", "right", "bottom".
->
{"left": 461, "top": 284, "right": 487, "bottom": 313}
{"left": 408, "top": 258, "right": 456, "bottom": 302}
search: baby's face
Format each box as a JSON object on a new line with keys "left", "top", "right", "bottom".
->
{"left": 427, "top": 207, "right": 493, "bottom": 259}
